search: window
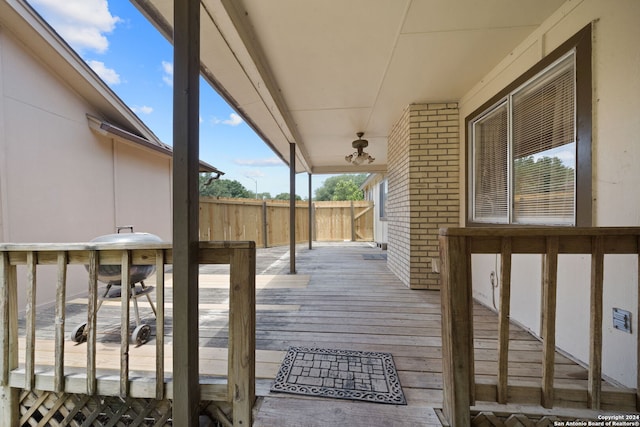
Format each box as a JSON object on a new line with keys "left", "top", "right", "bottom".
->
{"left": 467, "top": 25, "right": 591, "bottom": 226}
{"left": 379, "top": 179, "right": 387, "bottom": 219}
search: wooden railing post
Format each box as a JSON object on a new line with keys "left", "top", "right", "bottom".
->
{"left": 25, "top": 252, "right": 37, "bottom": 390}
{"left": 120, "top": 250, "right": 131, "bottom": 397}
{"left": 589, "top": 236, "right": 604, "bottom": 409}
{"left": 541, "top": 236, "right": 559, "bottom": 408}
{"left": 228, "top": 244, "right": 256, "bottom": 426}
{"left": 54, "top": 251, "right": 67, "bottom": 393}
{"left": 86, "top": 250, "right": 99, "bottom": 395}
{"left": 439, "top": 231, "right": 472, "bottom": 427}
{"left": 637, "top": 235, "right": 640, "bottom": 412}
{"left": 0, "top": 251, "right": 18, "bottom": 426}
{"left": 497, "top": 237, "right": 512, "bottom": 404}
{"left": 155, "top": 249, "right": 166, "bottom": 401}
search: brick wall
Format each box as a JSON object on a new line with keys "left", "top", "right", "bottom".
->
{"left": 387, "top": 106, "right": 411, "bottom": 287}
{"left": 387, "top": 103, "right": 460, "bottom": 290}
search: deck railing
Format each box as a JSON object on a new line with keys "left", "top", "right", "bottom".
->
{"left": 0, "top": 241, "right": 255, "bottom": 426}
{"left": 439, "top": 227, "right": 640, "bottom": 426}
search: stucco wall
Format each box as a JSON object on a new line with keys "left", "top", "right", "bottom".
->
{"left": 0, "top": 27, "right": 173, "bottom": 308}
{"left": 459, "top": 0, "right": 640, "bottom": 387}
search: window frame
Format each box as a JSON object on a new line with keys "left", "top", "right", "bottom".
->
{"left": 465, "top": 24, "right": 592, "bottom": 227}
{"left": 379, "top": 179, "right": 387, "bottom": 220}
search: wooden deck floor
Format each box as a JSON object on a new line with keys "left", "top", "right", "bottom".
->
{"left": 17, "top": 242, "right": 633, "bottom": 426}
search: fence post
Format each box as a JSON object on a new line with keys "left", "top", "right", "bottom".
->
{"left": 313, "top": 203, "right": 317, "bottom": 242}
{"left": 262, "top": 201, "right": 268, "bottom": 248}
{"left": 350, "top": 201, "right": 355, "bottom": 241}
{"left": 439, "top": 230, "right": 472, "bottom": 427}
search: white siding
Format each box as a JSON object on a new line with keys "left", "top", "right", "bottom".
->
{"left": 362, "top": 174, "right": 388, "bottom": 245}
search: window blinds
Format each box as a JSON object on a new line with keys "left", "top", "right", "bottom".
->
{"left": 471, "top": 53, "right": 576, "bottom": 225}
{"left": 473, "top": 102, "right": 509, "bottom": 222}
{"left": 512, "top": 55, "right": 575, "bottom": 224}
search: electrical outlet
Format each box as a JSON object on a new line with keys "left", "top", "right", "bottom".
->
{"left": 613, "top": 308, "right": 632, "bottom": 333}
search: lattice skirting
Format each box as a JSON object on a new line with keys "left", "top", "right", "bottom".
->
{"left": 470, "top": 410, "right": 590, "bottom": 427}
{"left": 18, "top": 389, "right": 229, "bottom": 426}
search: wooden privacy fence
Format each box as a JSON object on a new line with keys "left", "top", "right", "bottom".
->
{"left": 0, "top": 241, "right": 255, "bottom": 427}
{"left": 199, "top": 198, "right": 373, "bottom": 246}
{"left": 438, "top": 227, "right": 640, "bottom": 427}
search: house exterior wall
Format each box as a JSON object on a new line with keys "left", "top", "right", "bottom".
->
{"left": 387, "top": 103, "right": 460, "bottom": 290}
{"left": 112, "top": 142, "right": 172, "bottom": 240}
{"left": 387, "top": 107, "right": 411, "bottom": 287}
{"left": 0, "top": 27, "right": 172, "bottom": 308}
{"left": 361, "top": 173, "right": 388, "bottom": 246}
{"left": 459, "top": 0, "right": 640, "bottom": 387}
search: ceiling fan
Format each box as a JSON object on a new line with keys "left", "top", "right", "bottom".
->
{"left": 344, "top": 132, "right": 375, "bottom": 165}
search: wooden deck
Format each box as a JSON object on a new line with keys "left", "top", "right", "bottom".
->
{"left": 16, "top": 242, "right": 634, "bottom": 426}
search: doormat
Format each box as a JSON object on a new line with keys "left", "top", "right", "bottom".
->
{"left": 270, "top": 347, "right": 406, "bottom": 405}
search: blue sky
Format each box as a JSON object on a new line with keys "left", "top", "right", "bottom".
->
{"left": 28, "top": 0, "right": 329, "bottom": 198}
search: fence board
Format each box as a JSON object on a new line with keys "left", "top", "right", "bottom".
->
{"left": 199, "top": 198, "right": 372, "bottom": 245}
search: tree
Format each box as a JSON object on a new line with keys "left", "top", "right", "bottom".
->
{"left": 514, "top": 155, "right": 574, "bottom": 196}
{"left": 274, "top": 192, "right": 302, "bottom": 201}
{"left": 199, "top": 175, "right": 252, "bottom": 198}
{"left": 314, "top": 174, "right": 367, "bottom": 201}
{"left": 332, "top": 180, "right": 364, "bottom": 201}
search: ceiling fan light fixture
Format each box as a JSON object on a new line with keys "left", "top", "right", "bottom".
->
{"left": 345, "top": 132, "right": 374, "bottom": 165}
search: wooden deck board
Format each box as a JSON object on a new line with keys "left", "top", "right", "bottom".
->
{"left": 16, "top": 242, "right": 635, "bottom": 425}
{"left": 253, "top": 396, "right": 443, "bottom": 427}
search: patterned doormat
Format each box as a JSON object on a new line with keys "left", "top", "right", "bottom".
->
{"left": 270, "top": 347, "right": 406, "bottom": 405}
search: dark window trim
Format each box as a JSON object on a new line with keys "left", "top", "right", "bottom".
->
{"left": 465, "top": 23, "right": 592, "bottom": 227}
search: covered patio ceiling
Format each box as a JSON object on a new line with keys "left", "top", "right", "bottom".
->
{"left": 132, "top": 0, "right": 566, "bottom": 174}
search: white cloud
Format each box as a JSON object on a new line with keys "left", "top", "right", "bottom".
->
{"left": 30, "top": 0, "right": 121, "bottom": 54}
{"left": 87, "top": 60, "right": 120, "bottom": 84}
{"left": 161, "top": 61, "right": 173, "bottom": 86}
{"left": 223, "top": 113, "right": 243, "bottom": 126}
{"left": 234, "top": 157, "right": 283, "bottom": 167}
{"left": 133, "top": 105, "right": 153, "bottom": 115}
{"left": 211, "top": 113, "right": 243, "bottom": 127}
